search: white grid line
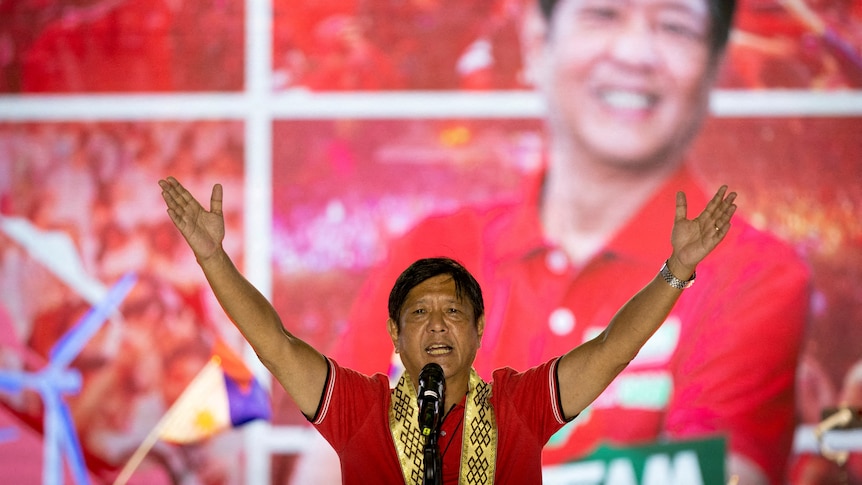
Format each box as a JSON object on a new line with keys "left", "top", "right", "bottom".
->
{"left": 243, "top": 1, "right": 274, "bottom": 484}
{"left": 2, "top": 90, "right": 862, "bottom": 121}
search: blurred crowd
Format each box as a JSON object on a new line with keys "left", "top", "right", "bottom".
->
{"left": 1, "top": 0, "right": 861, "bottom": 93}
{"left": 0, "top": 121, "right": 247, "bottom": 484}
{"left": 0, "top": 0, "right": 243, "bottom": 92}
{"left": 723, "top": 0, "right": 862, "bottom": 89}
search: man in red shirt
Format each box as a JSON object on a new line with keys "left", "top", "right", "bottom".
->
{"left": 311, "top": 344, "right": 571, "bottom": 483}
{"left": 300, "top": 1, "right": 809, "bottom": 484}
{"left": 158, "top": 174, "right": 737, "bottom": 484}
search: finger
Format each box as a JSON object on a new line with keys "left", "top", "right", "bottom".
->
{"left": 210, "top": 184, "right": 223, "bottom": 215}
{"left": 164, "top": 176, "right": 182, "bottom": 196}
{"left": 160, "top": 177, "right": 185, "bottom": 207}
{"left": 712, "top": 190, "right": 738, "bottom": 234}
{"left": 703, "top": 186, "right": 730, "bottom": 219}
{"left": 720, "top": 196, "right": 738, "bottom": 228}
{"left": 160, "top": 183, "right": 181, "bottom": 211}
{"left": 165, "top": 208, "right": 182, "bottom": 228}
{"left": 170, "top": 177, "right": 194, "bottom": 203}
{"left": 165, "top": 178, "right": 203, "bottom": 219}
{"left": 715, "top": 190, "right": 737, "bottom": 222}
{"left": 704, "top": 185, "right": 729, "bottom": 217}
{"left": 724, "top": 191, "right": 738, "bottom": 212}
{"left": 675, "top": 191, "right": 688, "bottom": 223}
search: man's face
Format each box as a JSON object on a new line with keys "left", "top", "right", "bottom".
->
{"left": 387, "top": 274, "right": 484, "bottom": 389}
{"left": 533, "top": 0, "right": 716, "bottom": 168}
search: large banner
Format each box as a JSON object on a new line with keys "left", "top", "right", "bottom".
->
{"left": 1, "top": 1, "right": 860, "bottom": 484}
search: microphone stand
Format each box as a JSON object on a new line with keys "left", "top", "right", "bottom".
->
{"left": 423, "top": 426, "right": 442, "bottom": 485}
{"left": 418, "top": 363, "right": 444, "bottom": 485}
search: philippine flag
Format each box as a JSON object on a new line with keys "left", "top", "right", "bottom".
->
{"left": 157, "top": 339, "right": 271, "bottom": 444}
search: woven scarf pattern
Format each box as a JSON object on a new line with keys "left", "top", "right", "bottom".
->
{"left": 389, "top": 369, "right": 496, "bottom": 485}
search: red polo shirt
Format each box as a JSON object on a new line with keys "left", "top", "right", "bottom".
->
{"left": 311, "top": 357, "right": 569, "bottom": 484}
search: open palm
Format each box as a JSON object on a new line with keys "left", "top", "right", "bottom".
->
{"left": 671, "top": 185, "right": 737, "bottom": 268}
{"left": 159, "top": 176, "right": 225, "bottom": 262}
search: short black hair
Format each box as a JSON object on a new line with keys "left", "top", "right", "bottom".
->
{"left": 537, "top": 0, "right": 737, "bottom": 57}
{"left": 388, "top": 257, "right": 485, "bottom": 326}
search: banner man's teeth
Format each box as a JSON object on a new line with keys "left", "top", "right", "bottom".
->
{"left": 601, "top": 91, "right": 652, "bottom": 109}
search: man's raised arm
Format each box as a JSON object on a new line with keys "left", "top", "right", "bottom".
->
{"left": 557, "top": 186, "right": 738, "bottom": 419}
{"left": 159, "top": 176, "right": 328, "bottom": 417}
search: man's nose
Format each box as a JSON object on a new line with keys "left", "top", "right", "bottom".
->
{"left": 428, "top": 311, "right": 448, "bottom": 332}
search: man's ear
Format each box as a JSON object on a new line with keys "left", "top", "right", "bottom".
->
{"left": 519, "top": 1, "right": 550, "bottom": 87}
{"left": 387, "top": 318, "right": 400, "bottom": 353}
{"left": 476, "top": 315, "right": 486, "bottom": 346}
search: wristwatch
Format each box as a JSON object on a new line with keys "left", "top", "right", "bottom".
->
{"left": 660, "top": 260, "right": 696, "bottom": 289}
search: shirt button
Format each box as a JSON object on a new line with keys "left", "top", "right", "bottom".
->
{"left": 440, "top": 431, "right": 447, "bottom": 437}
{"left": 545, "top": 249, "right": 569, "bottom": 274}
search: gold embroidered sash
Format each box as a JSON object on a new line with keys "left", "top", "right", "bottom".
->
{"left": 389, "top": 369, "right": 496, "bottom": 485}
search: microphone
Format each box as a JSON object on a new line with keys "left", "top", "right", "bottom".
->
{"left": 417, "top": 363, "right": 445, "bottom": 436}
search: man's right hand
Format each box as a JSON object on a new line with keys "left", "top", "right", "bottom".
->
{"left": 159, "top": 176, "right": 224, "bottom": 262}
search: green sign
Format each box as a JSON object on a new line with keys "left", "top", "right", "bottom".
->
{"left": 543, "top": 437, "right": 726, "bottom": 485}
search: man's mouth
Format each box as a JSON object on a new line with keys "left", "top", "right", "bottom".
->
{"left": 599, "top": 89, "right": 656, "bottom": 110}
{"left": 425, "top": 344, "right": 452, "bottom": 356}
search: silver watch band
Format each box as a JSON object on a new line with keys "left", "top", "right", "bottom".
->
{"left": 660, "top": 260, "right": 696, "bottom": 289}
